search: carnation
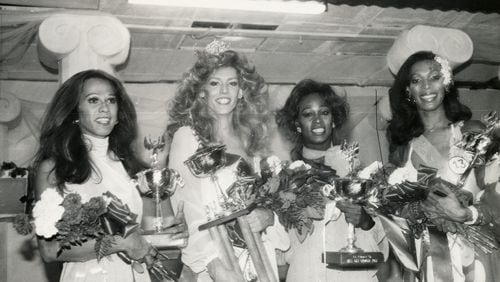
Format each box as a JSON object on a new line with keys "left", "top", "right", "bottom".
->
{"left": 288, "top": 160, "right": 311, "bottom": 171}
{"left": 265, "top": 155, "right": 283, "bottom": 175}
{"left": 33, "top": 188, "right": 65, "bottom": 238}
{"left": 358, "top": 161, "right": 383, "bottom": 179}
{"left": 388, "top": 167, "right": 415, "bottom": 185}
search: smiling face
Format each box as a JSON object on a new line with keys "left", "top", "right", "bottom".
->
{"left": 297, "top": 93, "right": 334, "bottom": 151}
{"left": 407, "top": 59, "right": 447, "bottom": 112}
{"left": 204, "top": 66, "right": 241, "bottom": 117}
{"left": 77, "top": 78, "right": 118, "bottom": 139}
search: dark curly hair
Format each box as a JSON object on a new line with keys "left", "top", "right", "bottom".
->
{"left": 33, "top": 70, "right": 139, "bottom": 189}
{"left": 387, "top": 51, "right": 472, "bottom": 147}
{"left": 166, "top": 49, "right": 270, "bottom": 157}
{"left": 275, "top": 79, "right": 348, "bottom": 160}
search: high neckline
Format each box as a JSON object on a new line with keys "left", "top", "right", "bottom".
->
{"left": 83, "top": 134, "right": 109, "bottom": 158}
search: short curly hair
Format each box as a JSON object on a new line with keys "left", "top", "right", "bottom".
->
{"left": 166, "top": 49, "right": 270, "bottom": 157}
{"left": 275, "top": 79, "right": 348, "bottom": 160}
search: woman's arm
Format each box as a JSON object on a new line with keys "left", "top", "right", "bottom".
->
{"left": 35, "top": 160, "right": 153, "bottom": 263}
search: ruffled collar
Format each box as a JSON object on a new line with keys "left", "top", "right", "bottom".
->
{"left": 83, "top": 134, "right": 109, "bottom": 158}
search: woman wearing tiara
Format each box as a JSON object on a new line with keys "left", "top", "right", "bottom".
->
{"left": 166, "top": 40, "right": 289, "bottom": 282}
{"left": 387, "top": 51, "right": 498, "bottom": 281}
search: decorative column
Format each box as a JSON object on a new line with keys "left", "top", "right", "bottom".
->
{"left": 0, "top": 91, "right": 21, "bottom": 162}
{"left": 37, "top": 13, "right": 130, "bottom": 83}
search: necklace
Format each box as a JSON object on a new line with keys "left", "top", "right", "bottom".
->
{"left": 424, "top": 123, "right": 449, "bottom": 133}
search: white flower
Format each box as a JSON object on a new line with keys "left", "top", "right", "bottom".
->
{"left": 388, "top": 167, "right": 415, "bottom": 185}
{"left": 288, "top": 160, "right": 311, "bottom": 171}
{"left": 152, "top": 169, "right": 163, "bottom": 185}
{"left": 434, "top": 56, "right": 453, "bottom": 86}
{"left": 33, "top": 188, "right": 64, "bottom": 238}
{"left": 265, "top": 155, "right": 283, "bottom": 175}
{"left": 358, "top": 161, "right": 382, "bottom": 179}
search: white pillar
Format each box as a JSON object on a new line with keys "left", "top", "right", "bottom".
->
{"left": 0, "top": 91, "right": 21, "bottom": 162}
{"left": 37, "top": 13, "right": 130, "bottom": 83}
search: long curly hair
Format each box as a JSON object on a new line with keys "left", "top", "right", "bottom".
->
{"left": 275, "top": 79, "right": 348, "bottom": 161}
{"left": 387, "top": 51, "right": 472, "bottom": 148}
{"left": 33, "top": 70, "right": 139, "bottom": 189}
{"left": 166, "top": 49, "right": 270, "bottom": 157}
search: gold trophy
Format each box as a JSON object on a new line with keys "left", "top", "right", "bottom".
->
{"left": 137, "top": 136, "right": 186, "bottom": 248}
{"left": 322, "top": 142, "right": 383, "bottom": 268}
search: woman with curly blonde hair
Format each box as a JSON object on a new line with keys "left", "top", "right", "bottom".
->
{"left": 166, "top": 41, "right": 289, "bottom": 282}
{"left": 166, "top": 47, "right": 270, "bottom": 157}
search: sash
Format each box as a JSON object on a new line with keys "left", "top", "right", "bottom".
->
{"left": 411, "top": 134, "right": 476, "bottom": 282}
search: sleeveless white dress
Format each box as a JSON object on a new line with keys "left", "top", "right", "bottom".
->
{"left": 168, "top": 126, "right": 290, "bottom": 282}
{"left": 59, "top": 134, "right": 150, "bottom": 282}
{"left": 402, "top": 124, "right": 485, "bottom": 282}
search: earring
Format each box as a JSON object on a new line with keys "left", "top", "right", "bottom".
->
{"left": 332, "top": 122, "right": 336, "bottom": 129}
{"left": 199, "top": 92, "right": 205, "bottom": 99}
{"left": 296, "top": 127, "right": 302, "bottom": 133}
{"left": 72, "top": 119, "right": 79, "bottom": 125}
{"left": 406, "top": 90, "right": 415, "bottom": 103}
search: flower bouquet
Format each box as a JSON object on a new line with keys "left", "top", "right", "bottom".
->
{"left": 254, "top": 157, "right": 337, "bottom": 241}
{"left": 14, "top": 188, "right": 177, "bottom": 281}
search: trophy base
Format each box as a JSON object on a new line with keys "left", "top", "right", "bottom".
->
{"left": 322, "top": 251, "right": 383, "bottom": 268}
{"left": 143, "top": 231, "right": 187, "bottom": 249}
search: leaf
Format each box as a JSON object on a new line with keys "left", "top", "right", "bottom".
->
{"left": 305, "top": 206, "right": 323, "bottom": 219}
{"left": 95, "top": 235, "right": 115, "bottom": 261}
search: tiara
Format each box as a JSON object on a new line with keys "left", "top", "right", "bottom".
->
{"left": 204, "top": 39, "right": 230, "bottom": 56}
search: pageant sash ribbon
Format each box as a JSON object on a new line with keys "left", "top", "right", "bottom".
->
{"left": 422, "top": 226, "right": 453, "bottom": 282}
{"left": 377, "top": 214, "right": 418, "bottom": 272}
{"left": 100, "top": 192, "right": 139, "bottom": 238}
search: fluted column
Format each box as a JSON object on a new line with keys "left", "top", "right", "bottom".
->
{"left": 37, "top": 13, "right": 130, "bottom": 83}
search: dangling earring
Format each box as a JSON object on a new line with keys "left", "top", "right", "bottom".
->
{"left": 238, "top": 90, "right": 243, "bottom": 99}
{"left": 332, "top": 121, "right": 336, "bottom": 129}
{"left": 199, "top": 92, "right": 205, "bottom": 99}
{"left": 296, "top": 127, "right": 302, "bottom": 133}
{"left": 406, "top": 90, "right": 415, "bottom": 103}
{"left": 72, "top": 119, "right": 79, "bottom": 125}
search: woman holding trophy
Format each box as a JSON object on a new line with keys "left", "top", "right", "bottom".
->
{"left": 32, "top": 70, "right": 183, "bottom": 282}
{"left": 166, "top": 40, "right": 289, "bottom": 282}
{"left": 386, "top": 51, "right": 498, "bottom": 281}
{"left": 275, "top": 79, "right": 388, "bottom": 281}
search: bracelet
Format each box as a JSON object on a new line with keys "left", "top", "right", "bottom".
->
{"left": 464, "top": 206, "right": 478, "bottom": 225}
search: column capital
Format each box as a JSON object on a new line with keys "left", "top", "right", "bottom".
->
{"left": 38, "top": 13, "right": 130, "bottom": 82}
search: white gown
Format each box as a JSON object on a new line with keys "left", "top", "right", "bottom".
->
{"left": 169, "top": 126, "right": 290, "bottom": 282}
{"left": 59, "top": 134, "right": 150, "bottom": 282}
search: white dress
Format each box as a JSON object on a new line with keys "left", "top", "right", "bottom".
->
{"left": 168, "top": 126, "right": 290, "bottom": 282}
{"left": 59, "top": 134, "right": 150, "bottom": 282}
{"left": 402, "top": 124, "right": 485, "bottom": 282}
{"left": 284, "top": 145, "right": 389, "bottom": 282}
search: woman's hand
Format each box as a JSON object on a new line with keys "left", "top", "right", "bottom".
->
{"left": 246, "top": 208, "right": 274, "bottom": 233}
{"left": 117, "top": 231, "right": 152, "bottom": 261}
{"left": 336, "top": 201, "right": 375, "bottom": 230}
{"left": 161, "top": 201, "right": 189, "bottom": 240}
{"left": 422, "top": 184, "right": 471, "bottom": 223}
{"left": 207, "top": 258, "right": 245, "bottom": 282}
